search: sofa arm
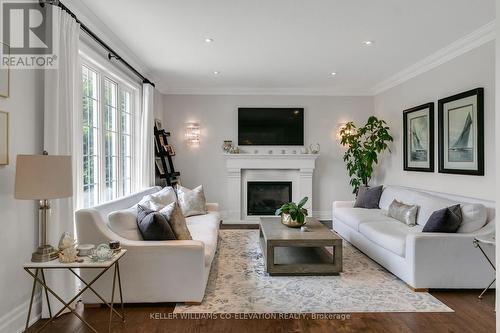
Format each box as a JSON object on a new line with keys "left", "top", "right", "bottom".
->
{"left": 406, "top": 231, "right": 495, "bottom": 288}
{"left": 206, "top": 202, "right": 219, "bottom": 212}
{"left": 333, "top": 201, "right": 355, "bottom": 209}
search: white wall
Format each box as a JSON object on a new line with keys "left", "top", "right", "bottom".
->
{"left": 373, "top": 41, "right": 495, "bottom": 201}
{"left": 162, "top": 94, "right": 374, "bottom": 219}
{"left": 0, "top": 69, "right": 44, "bottom": 333}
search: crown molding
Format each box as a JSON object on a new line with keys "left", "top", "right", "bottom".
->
{"left": 161, "top": 86, "right": 371, "bottom": 97}
{"left": 371, "top": 21, "right": 495, "bottom": 96}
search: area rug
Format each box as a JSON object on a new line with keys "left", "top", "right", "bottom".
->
{"left": 174, "top": 230, "right": 452, "bottom": 313}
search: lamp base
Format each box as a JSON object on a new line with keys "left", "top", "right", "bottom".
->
{"left": 32, "top": 245, "right": 59, "bottom": 262}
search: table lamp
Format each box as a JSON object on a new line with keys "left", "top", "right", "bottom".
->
{"left": 15, "top": 152, "right": 72, "bottom": 262}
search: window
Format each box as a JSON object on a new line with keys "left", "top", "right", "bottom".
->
{"left": 81, "top": 62, "right": 138, "bottom": 208}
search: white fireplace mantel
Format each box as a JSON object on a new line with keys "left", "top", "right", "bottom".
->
{"left": 224, "top": 153, "right": 319, "bottom": 224}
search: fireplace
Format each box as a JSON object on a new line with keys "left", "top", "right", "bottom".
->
{"left": 247, "top": 181, "right": 292, "bottom": 216}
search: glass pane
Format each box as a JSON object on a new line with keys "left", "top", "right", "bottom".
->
{"left": 104, "top": 79, "right": 117, "bottom": 108}
{"left": 104, "top": 105, "right": 117, "bottom": 132}
{"left": 105, "top": 181, "right": 118, "bottom": 201}
{"left": 105, "top": 131, "right": 117, "bottom": 157}
{"left": 83, "top": 184, "right": 98, "bottom": 208}
{"left": 120, "top": 135, "right": 131, "bottom": 157}
{"left": 122, "top": 178, "right": 131, "bottom": 196}
{"left": 105, "top": 156, "right": 117, "bottom": 183}
{"left": 120, "top": 156, "right": 131, "bottom": 180}
{"left": 120, "top": 90, "right": 131, "bottom": 114}
{"left": 120, "top": 112, "right": 131, "bottom": 135}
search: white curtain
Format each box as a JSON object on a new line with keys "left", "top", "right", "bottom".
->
{"left": 42, "top": 7, "right": 80, "bottom": 318}
{"left": 140, "top": 83, "right": 155, "bottom": 188}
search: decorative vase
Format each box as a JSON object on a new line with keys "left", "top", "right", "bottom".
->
{"left": 309, "top": 143, "right": 320, "bottom": 154}
{"left": 280, "top": 213, "right": 306, "bottom": 228}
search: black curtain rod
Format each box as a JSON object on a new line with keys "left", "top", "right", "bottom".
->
{"left": 40, "top": 0, "right": 155, "bottom": 87}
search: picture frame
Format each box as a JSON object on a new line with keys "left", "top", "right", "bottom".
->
{"left": 0, "top": 42, "right": 10, "bottom": 98}
{"left": 166, "top": 144, "right": 176, "bottom": 156}
{"left": 0, "top": 111, "right": 9, "bottom": 165}
{"left": 403, "top": 103, "right": 434, "bottom": 172}
{"left": 154, "top": 119, "right": 162, "bottom": 130}
{"left": 438, "top": 88, "right": 484, "bottom": 175}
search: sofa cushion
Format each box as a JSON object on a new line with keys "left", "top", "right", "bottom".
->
{"left": 359, "top": 220, "right": 423, "bottom": 257}
{"left": 458, "top": 203, "right": 487, "bottom": 233}
{"left": 136, "top": 205, "right": 176, "bottom": 241}
{"left": 139, "top": 186, "right": 177, "bottom": 211}
{"left": 188, "top": 224, "right": 218, "bottom": 266}
{"left": 186, "top": 211, "right": 221, "bottom": 229}
{"left": 334, "top": 208, "right": 393, "bottom": 231}
{"left": 108, "top": 206, "right": 142, "bottom": 241}
{"left": 354, "top": 186, "right": 383, "bottom": 209}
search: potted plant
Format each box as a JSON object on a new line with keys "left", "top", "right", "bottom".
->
{"left": 275, "top": 197, "right": 308, "bottom": 228}
{"left": 340, "top": 116, "right": 393, "bottom": 194}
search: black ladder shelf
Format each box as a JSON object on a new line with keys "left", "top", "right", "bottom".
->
{"left": 154, "top": 124, "right": 180, "bottom": 187}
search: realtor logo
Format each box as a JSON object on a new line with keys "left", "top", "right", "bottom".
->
{"left": 3, "top": 1, "right": 52, "bottom": 54}
{"left": 1, "top": 0, "right": 56, "bottom": 68}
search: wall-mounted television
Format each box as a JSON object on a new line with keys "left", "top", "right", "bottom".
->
{"left": 238, "top": 108, "right": 304, "bottom": 146}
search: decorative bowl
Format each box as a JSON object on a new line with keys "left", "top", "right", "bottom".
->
{"left": 280, "top": 213, "right": 306, "bottom": 228}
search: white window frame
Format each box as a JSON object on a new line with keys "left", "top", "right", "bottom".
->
{"left": 77, "top": 45, "right": 141, "bottom": 209}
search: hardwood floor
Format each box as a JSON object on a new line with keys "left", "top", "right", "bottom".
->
{"left": 26, "top": 224, "right": 496, "bottom": 332}
{"left": 25, "top": 288, "right": 496, "bottom": 332}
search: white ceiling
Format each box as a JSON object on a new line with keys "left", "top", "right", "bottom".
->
{"left": 81, "top": 0, "right": 494, "bottom": 95}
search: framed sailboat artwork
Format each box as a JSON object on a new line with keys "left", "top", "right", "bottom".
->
{"left": 438, "top": 88, "right": 484, "bottom": 175}
{"left": 403, "top": 103, "right": 434, "bottom": 172}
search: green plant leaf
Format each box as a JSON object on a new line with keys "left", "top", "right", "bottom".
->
{"left": 297, "top": 196, "right": 308, "bottom": 208}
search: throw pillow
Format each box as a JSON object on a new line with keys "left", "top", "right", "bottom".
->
{"left": 138, "top": 186, "right": 177, "bottom": 211}
{"left": 354, "top": 185, "right": 383, "bottom": 209}
{"left": 423, "top": 204, "right": 463, "bottom": 233}
{"left": 136, "top": 205, "right": 176, "bottom": 241}
{"left": 108, "top": 206, "right": 142, "bottom": 240}
{"left": 175, "top": 184, "right": 207, "bottom": 217}
{"left": 160, "top": 202, "right": 193, "bottom": 240}
{"left": 388, "top": 199, "right": 419, "bottom": 226}
{"left": 457, "top": 203, "right": 487, "bottom": 233}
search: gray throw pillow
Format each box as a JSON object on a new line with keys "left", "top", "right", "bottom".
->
{"left": 136, "top": 205, "right": 176, "bottom": 241}
{"left": 160, "top": 202, "right": 192, "bottom": 240}
{"left": 423, "top": 204, "right": 462, "bottom": 233}
{"left": 354, "top": 185, "right": 383, "bottom": 209}
{"left": 388, "top": 199, "right": 419, "bottom": 226}
{"left": 176, "top": 184, "right": 207, "bottom": 217}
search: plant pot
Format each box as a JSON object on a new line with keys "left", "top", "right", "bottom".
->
{"left": 280, "top": 213, "right": 306, "bottom": 228}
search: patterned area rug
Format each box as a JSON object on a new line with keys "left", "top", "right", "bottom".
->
{"left": 174, "top": 230, "right": 452, "bottom": 313}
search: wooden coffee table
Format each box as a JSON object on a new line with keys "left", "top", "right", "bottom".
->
{"left": 259, "top": 217, "right": 343, "bottom": 276}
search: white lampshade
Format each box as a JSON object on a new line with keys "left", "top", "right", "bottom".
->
{"left": 15, "top": 154, "right": 73, "bottom": 200}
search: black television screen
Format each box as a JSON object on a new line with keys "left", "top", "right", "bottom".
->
{"left": 238, "top": 108, "right": 304, "bottom": 146}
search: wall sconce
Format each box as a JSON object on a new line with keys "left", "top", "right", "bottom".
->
{"left": 185, "top": 122, "right": 200, "bottom": 146}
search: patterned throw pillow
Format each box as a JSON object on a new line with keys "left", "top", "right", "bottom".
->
{"left": 160, "top": 202, "right": 192, "bottom": 240}
{"left": 175, "top": 184, "right": 207, "bottom": 217}
{"left": 388, "top": 199, "right": 419, "bottom": 226}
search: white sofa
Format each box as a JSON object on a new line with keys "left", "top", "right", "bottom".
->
{"left": 333, "top": 185, "right": 495, "bottom": 289}
{"left": 75, "top": 187, "right": 221, "bottom": 303}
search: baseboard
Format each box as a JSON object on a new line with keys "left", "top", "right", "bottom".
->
{"left": 0, "top": 295, "right": 41, "bottom": 333}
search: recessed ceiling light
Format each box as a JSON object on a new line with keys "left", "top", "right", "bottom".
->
{"left": 213, "top": 71, "right": 220, "bottom": 75}
{"left": 330, "top": 72, "right": 337, "bottom": 76}
{"left": 362, "top": 40, "right": 374, "bottom": 45}
{"left": 205, "top": 38, "right": 214, "bottom": 43}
